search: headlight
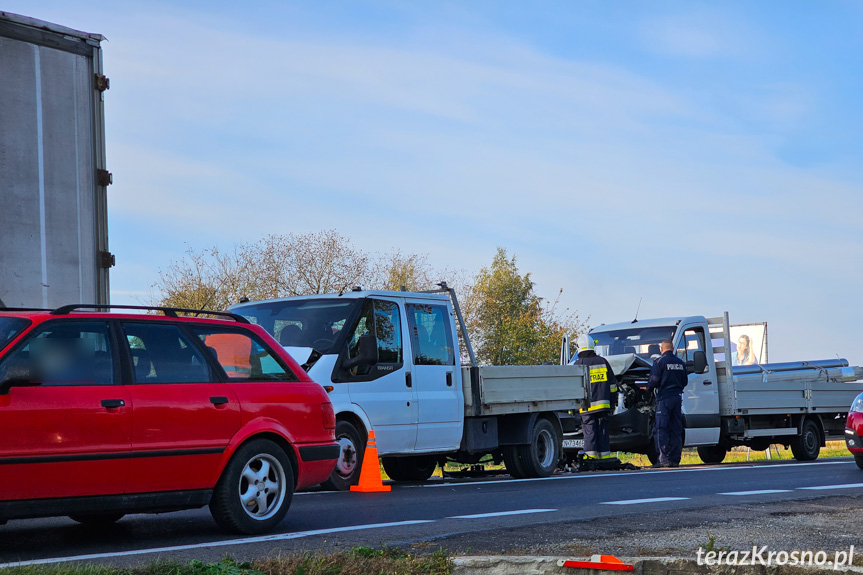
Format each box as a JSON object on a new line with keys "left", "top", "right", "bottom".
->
{"left": 852, "top": 394, "right": 863, "bottom": 414}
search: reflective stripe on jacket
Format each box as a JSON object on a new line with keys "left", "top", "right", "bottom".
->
{"left": 574, "top": 352, "right": 618, "bottom": 414}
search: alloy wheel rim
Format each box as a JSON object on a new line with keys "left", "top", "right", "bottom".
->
{"left": 335, "top": 436, "right": 358, "bottom": 477}
{"left": 536, "top": 428, "right": 555, "bottom": 468}
{"left": 238, "top": 454, "right": 287, "bottom": 520}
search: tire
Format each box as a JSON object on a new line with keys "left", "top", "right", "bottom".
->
{"left": 502, "top": 445, "right": 528, "bottom": 479}
{"left": 69, "top": 513, "right": 124, "bottom": 526}
{"left": 321, "top": 420, "right": 365, "bottom": 491}
{"left": 209, "top": 438, "right": 294, "bottom": 535}
{"left": 381, "top": 456, "right": 437, "bottom": 482}
{"left": 697, "top": 445, "right": 727, "bottom": 465}
{"left": 854, "top": 454, "right": 863, "bottom": 470}
{"left": 517, "top": 418, "right": 561, "bottom": 478}
{"left": 791, "top": 419, "right": 822, "bottom": 461}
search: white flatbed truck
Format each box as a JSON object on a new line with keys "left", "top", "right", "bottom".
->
{"left": 230, "top": 286, "right": 590, "bottom": 489}
{"left": 563, "top": 313, "right": 863, "bottom": 464}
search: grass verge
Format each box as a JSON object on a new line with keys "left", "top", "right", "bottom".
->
{"left": 0, "top": 550, "right": 452, "bottom": 575}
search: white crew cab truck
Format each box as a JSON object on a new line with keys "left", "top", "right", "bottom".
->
{"left": 562, "top": 313, "right": 863, "bottom": 464}
{"left": 230, "top": 287, "right": 589, "bottom": 489}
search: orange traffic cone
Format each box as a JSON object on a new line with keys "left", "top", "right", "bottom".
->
{"left": 350, "top": 430, "right": 391, "bottom": 493}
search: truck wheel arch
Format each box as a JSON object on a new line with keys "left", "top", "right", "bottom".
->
{"left": 498, "top": 412, "right": 562, "bottom": 446}
{"left": 337, "top": 410, "right": 369, "bottom": 442}
{"left": 795, "top": 414, "right": 826, "bottom": 447}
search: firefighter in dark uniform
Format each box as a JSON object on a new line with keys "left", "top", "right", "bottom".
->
{"left": 647, "top": 339, "right": 688, "bottom": 467}
{"left": 574, "top": 334, "right": 618, "bottom": 460}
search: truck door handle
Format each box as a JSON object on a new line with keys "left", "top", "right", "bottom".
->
{"left": 703, "top": 380, "right": 713, "bottom": 385}
{"left": 210, "top": 396, "right": 229, "bottom": 406}
{"left": 446, "top": 372, "right": 453, "bottom": 387}
{"left": 406, "top": 373, "right": 412, "bottom": 388}
{"left": 101, "top": 399, "right": 125, "bottom": 409}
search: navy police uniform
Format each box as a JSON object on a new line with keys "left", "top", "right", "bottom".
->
{"left": 647, "top": 350, "right": 688, "bottom": 465}
{"left": 575, "top": 351, "right": 618, "bottom": 459}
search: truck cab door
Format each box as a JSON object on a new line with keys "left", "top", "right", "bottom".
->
{"left": 337, "top": 298, "right": 417, "bottom": 454}
{"left": 406, "top": 303, "right": 463, "bottom": 452}
{"left": 676, "top": 324, "right": 720, "bottom": 446}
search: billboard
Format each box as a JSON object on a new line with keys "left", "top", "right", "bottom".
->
{"left": 728, "top": 323, "right": 768, "bottom": 366}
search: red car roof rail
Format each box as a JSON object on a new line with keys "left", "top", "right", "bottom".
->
{"left": 49, "top": 304, "right": 250, "bottom": 323}
{"left": 0, "top": 307, "right": 53, "bottom": 312}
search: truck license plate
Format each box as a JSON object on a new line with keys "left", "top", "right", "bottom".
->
{"left": 562, "top": 439, "right": 583, "bottom": 449}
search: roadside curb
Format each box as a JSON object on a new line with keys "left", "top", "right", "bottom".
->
{"left": 451, "top": 555, "right": 863, "bottom": 574}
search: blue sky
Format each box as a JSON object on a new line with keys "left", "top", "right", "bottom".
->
{"left": 9, "top": 1, "right": 863, "bottom": 363}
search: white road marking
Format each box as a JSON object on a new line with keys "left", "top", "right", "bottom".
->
{"left": 0, "top": 520, "right": 435, "bottom": 568}
{"left": 418, "top": 460, "right": 850, "bottom": 489}
{"left": 601, "top": 497, "right": 689, "bottom": 505}
{"left": 797, "top": 483, "right": 863, "bottom": 491}
{"left": 719, "top": 489, "right": 792, "bottom": 496}
{"left": 448, "top": 509, "right": 556, "bottom": 519}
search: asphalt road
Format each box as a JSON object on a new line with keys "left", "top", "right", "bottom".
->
{"left": 2, "top": 457, "right": 862, "bottom": 567}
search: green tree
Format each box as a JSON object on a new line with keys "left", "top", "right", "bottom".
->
{"left": 467, "top": 247, "right": 586, "bottom": 365}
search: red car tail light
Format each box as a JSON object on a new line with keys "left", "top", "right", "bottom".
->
{"left": 322, "top": 402, "right": 336, "bottom": 430}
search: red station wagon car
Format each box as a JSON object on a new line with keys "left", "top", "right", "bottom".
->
{"left": 846, "top": 393, "right": 863, "bottom": 469}
{"left": 0, "top": 305, "right": 339, "bottom": 534}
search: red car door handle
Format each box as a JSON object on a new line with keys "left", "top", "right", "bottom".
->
{"left": 210, "top": 396, "right": 229, "bottom": 406}
{"left": 101, "top": 399, "right": 125, "bottom": 409}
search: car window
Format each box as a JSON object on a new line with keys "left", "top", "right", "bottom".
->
{"left": 0, "top": 321, "right": 114, "bottom": 386}
{"left": 0, "top": 317, "right": 30, "bottom": 351}
{"left": 122, "top": 322, "right": 212, "bottom": 384}
{"left": 408, "top": 304, "right": 455, "bottom": 366}
{"left": 190, "top": 327, "right": 298, "bottom": 382}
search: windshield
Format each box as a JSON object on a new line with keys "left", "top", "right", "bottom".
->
{"left": 231, "top": 299, "right": 360, "bottom": 355}
{"left": 591, "top": 325, "right": 677, "bottom": 360}
{"left": 0, "top": 317, "right": 30, "bottom": 352}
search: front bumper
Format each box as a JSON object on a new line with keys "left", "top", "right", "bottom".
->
{"left": 845, "top": 428, "right": 863, "bottom": 454}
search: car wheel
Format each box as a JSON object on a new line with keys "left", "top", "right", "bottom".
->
{"left": 791, "top": 419, "right": 822, "bottom": 461}
{"left": 517, "top": 418, "right": 561, "bottom": 478}
{"left": 321, "top": 420, "right": 365, "bottom": 491}
{"left": 69, "top": 513, "right": 125, "bottom": 526}
{"left": 209, "top": 438, "right": 294, "bottom": 535}
{"left": 855, "top": 454, "right": 863, "bottom": 470}
{"left": 382, "top": 456, "right": 437, "bottom": 481}
{"left": 697, "top": 445, "right": 727, "bottom": 465}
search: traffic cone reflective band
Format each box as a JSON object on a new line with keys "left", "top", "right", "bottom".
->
{"left": 350, "top": 430, "right": 391, "bottom": 493}
{"left": 558, "top": 555, "right": 633, "bottom": 571}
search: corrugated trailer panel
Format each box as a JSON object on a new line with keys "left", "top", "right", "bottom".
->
{"left": 0, "top": 12, "right": 108, "bottom": 308}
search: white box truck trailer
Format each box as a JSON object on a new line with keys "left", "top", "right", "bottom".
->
{"left": 0, "top": 12, "right": 111, "bottom": 309}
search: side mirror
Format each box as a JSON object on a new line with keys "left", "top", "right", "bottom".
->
{"left": 0, "top": 363, "right": 39, "bottom": 395}
{"left": 343, "top": 333, "right": 378, "bottom": 370}
{"left": 692, "top": 351, "right": 708, "bottom": 375}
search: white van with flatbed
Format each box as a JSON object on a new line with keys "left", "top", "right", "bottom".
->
{"left": 230, "top": 287, "right": 590, "bottom": 489}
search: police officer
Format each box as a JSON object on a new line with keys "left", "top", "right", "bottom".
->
{"left": 573, "top": 334, "right": 618, "bottom": 460}
{"left": 647, "top": 339, "right": 688, "bottom": 467}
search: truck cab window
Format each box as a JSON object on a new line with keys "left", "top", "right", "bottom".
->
{"left": 408, "top": 304, "right": 455, "bottom": 366}
{"left": 677, "top": 327, "right": 707, "bottom": 374}
{"left": 345, "top": 299, "right": 403, "bottom": 377}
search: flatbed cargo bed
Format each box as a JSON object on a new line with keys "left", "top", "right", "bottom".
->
{"left": 462, "top": 364, "right": 588, "bottom": 417}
